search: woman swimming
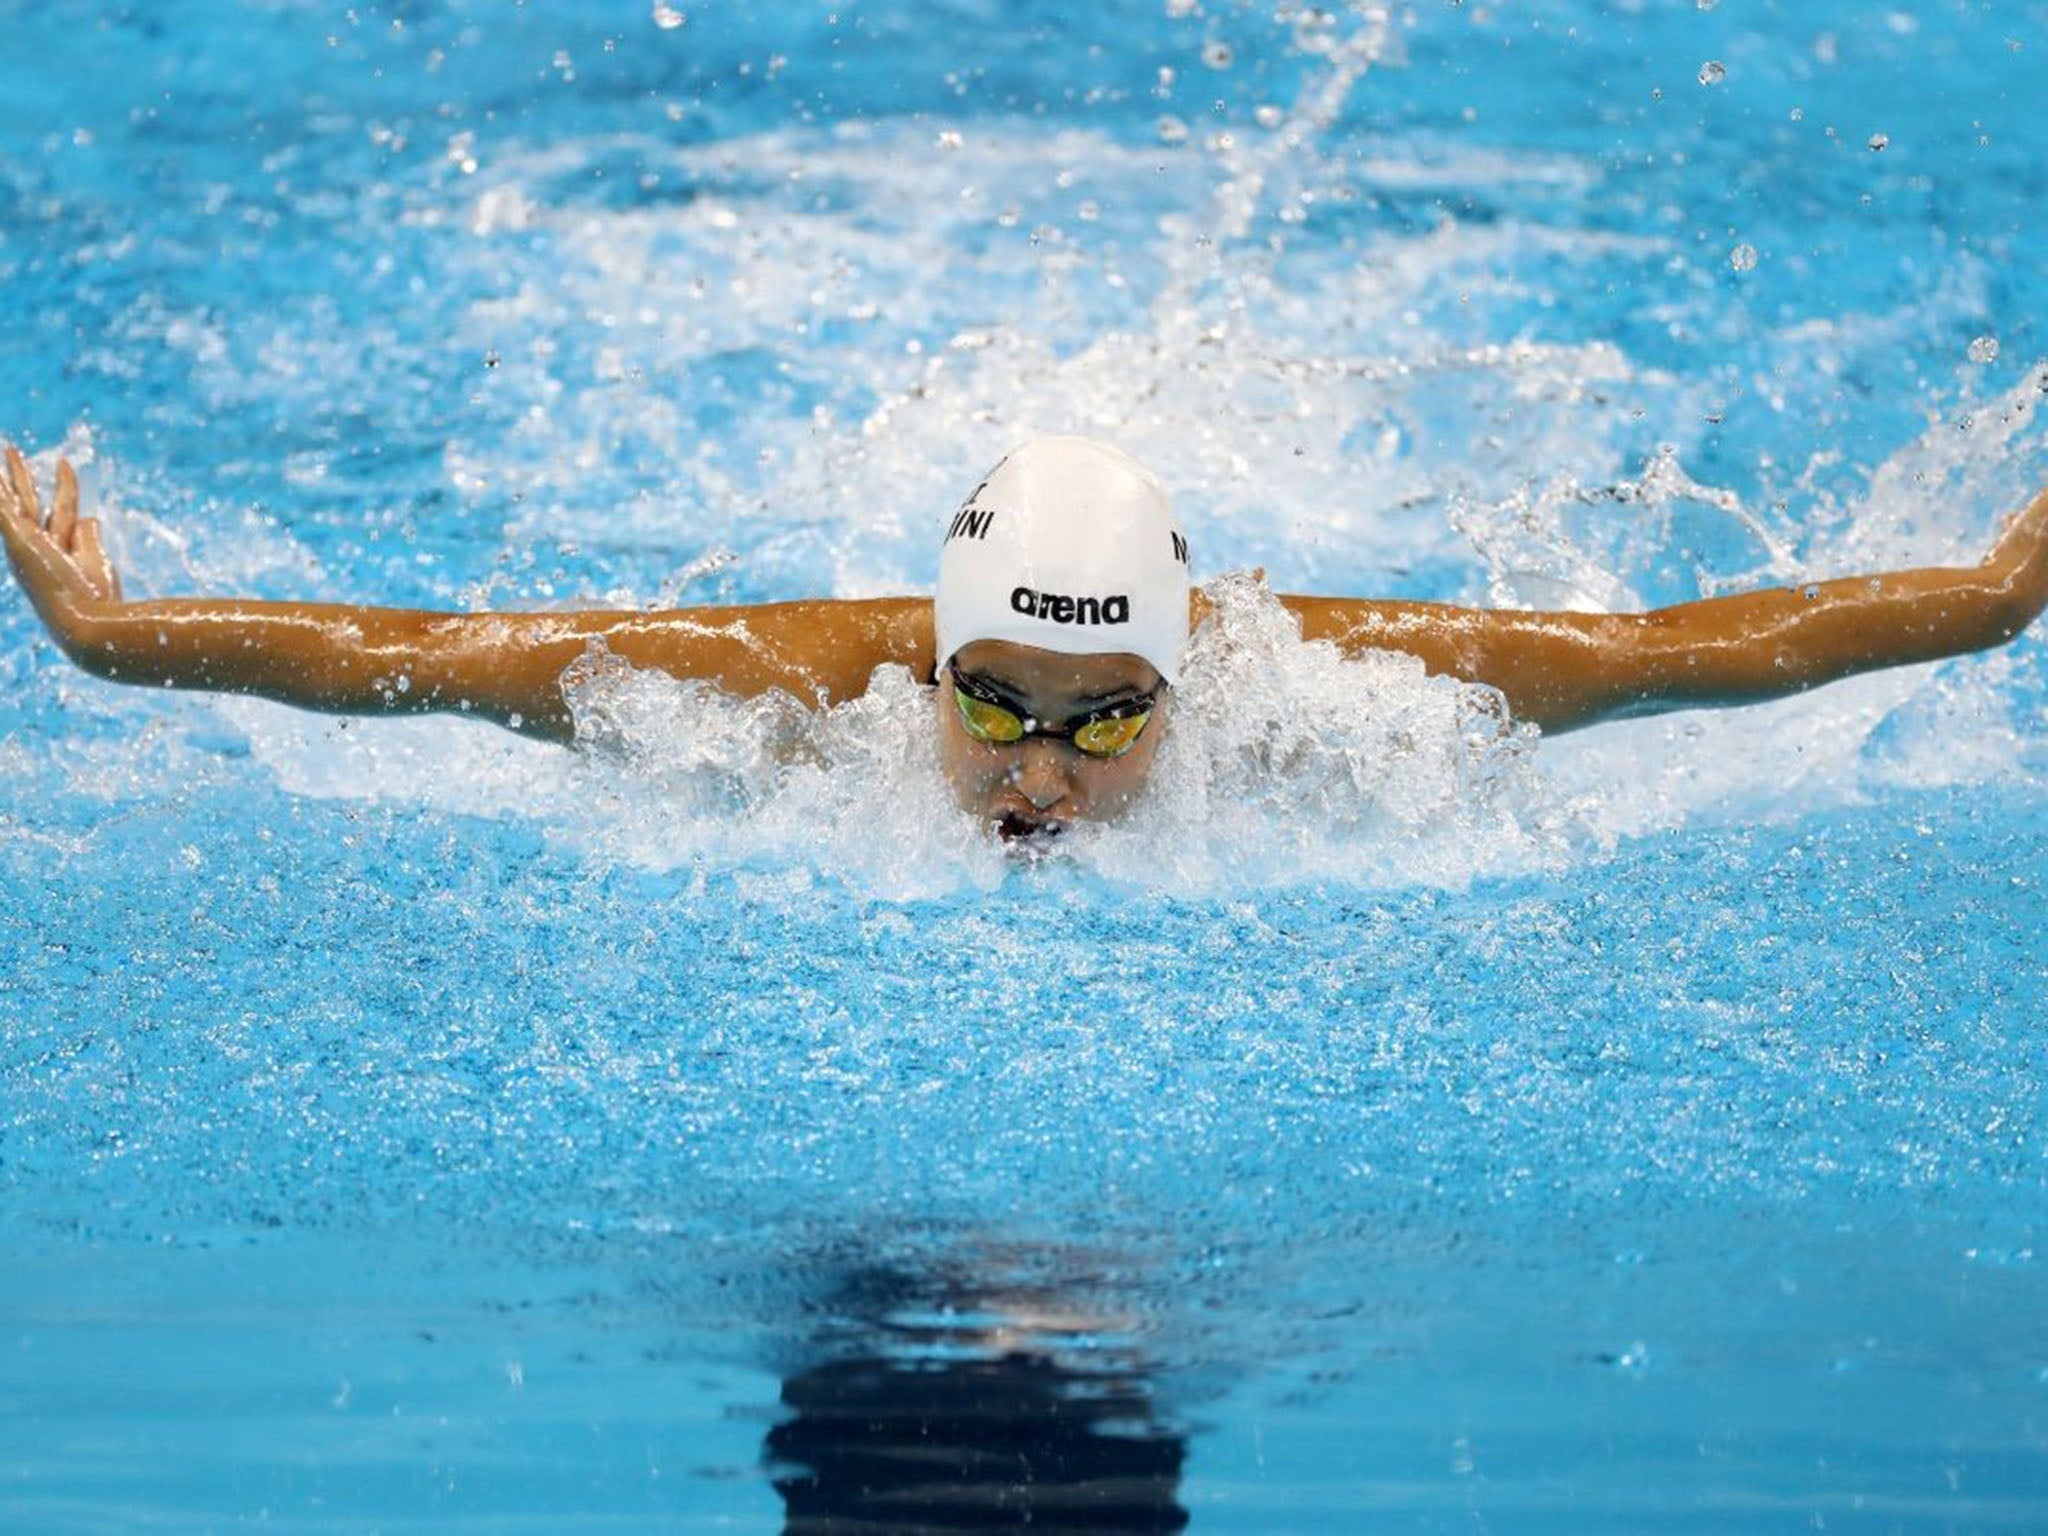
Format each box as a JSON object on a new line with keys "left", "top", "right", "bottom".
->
{"left": 6, "top": 436, "right": 2046, "bottom": 841}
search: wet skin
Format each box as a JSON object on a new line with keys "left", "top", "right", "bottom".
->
{"left": 9, "top": 446, "right": 2048, "bottom": 800}
{"left": 937, "top": 640, "right": 1166, "bottom": 841}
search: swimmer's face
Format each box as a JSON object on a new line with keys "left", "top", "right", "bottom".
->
{"left": 937, "top": 640, "right": 1168, "bottom": 842}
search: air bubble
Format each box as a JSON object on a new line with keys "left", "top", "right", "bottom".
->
{"left": 1156, "top": 116, "right": 1189, "bottom": 145}
{"left": 650, "top": 3, "right": 686, "bottom": 29}
{"left": 1698, "top": 60, "right": 1726, "bottom": 86}
{"left": 1968, "top": 335, "right": 2000, "bottom": 364}
{"left": 1254, "top": 104, "right": 1284, "bottom": 130}
{"left": 1730, "top": 243, "right": 1757, "bottom": 272}
{"left": 1868, "top": 132, "right": 1889, "bottom": 151}
{"left": 1202, "top": 42, "right": 1234, "bottom": 68}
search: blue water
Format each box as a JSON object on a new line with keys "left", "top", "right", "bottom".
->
{"left": 4, "top": 1, "right": 2047, "bottom": 1529}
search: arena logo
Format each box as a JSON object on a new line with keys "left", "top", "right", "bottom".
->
{"left": 1010, "top": 586, "right": 1130, "bottom": 626}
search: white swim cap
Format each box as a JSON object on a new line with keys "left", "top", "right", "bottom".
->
{"left": 935, "top": 437, "right": 1191, "bottom": 684}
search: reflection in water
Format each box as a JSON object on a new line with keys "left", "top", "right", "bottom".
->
{"left": 765, "top": 1262, "right": 1189, "bottom": 1534}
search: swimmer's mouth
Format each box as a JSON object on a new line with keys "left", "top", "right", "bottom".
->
{"left": 995, "top": 809, "right": 1065, "bottom": 844}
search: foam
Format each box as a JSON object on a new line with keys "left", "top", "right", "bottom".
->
{"left": 521, "top": 575, "right": 1562, "bottom": 895}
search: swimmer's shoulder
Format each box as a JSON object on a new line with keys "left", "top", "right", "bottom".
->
{"left": 619, "top": 595, "right": 937, "bottom": 704}
{"left": 802, "top": 596, "right": 939, "bottom": 695}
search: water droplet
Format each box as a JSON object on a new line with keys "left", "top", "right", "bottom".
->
{"left": 650, "top": 3, "right": 686, "bottom": 28}
{"left": 1868, "top": 131, "right": 1889, "bottom": 151}
{"left": 484, "top": 350, "right": 500, "bottom": 369}
{"left": 1156, "top": 115, "right": 1189, "bottom": 144}
{"left": 1254, "top": 103, "right": 1284, "bottom": 129}
{"left": 1165, "top": 0, "right": 1197, "bottom": 16}
{"left": 1696, "top": 0, "right": 1717, "bottom": 8}
{"left": 1968, "top": 335, "right": 2000, "bottom": 364}
{"left": 934, "top": 129, "right": 963, "bottom": 151}
{"left": 1077, "top": 200, "right": 1102, "bottom": 222}
{"left": 1698, "top": 60, "right": 1726, "bottom": 86}
{"left": 1790, "top": 106, "right": 1805, "bottom": 122}
{"left": 1802, "top": 585, "right": 1820, "bottom": 601}
{"left": 1202, "top": 41, "right": 1234, "bottom": 68}
{"left": 1730, "top": 243, "right": 1757, "bottom": 272}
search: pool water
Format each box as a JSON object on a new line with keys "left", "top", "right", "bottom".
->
{"left": 3, "top": 1, "right": 2046, "bottom": 1529}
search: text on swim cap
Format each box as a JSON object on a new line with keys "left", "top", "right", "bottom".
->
{"left": 1170, "top": 530, "right": 1188, "bottom": 564}
{"left": 945, "top": 508, "right": 995, "bottom": 543}
{"left": 1010, "top": 586, "right": 1130, "bottom": 626}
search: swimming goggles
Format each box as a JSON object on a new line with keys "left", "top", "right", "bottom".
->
{"left": 947, "top": 660, "right": 1161, "bottom": 759}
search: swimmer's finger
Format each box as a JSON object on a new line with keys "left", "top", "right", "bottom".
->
{"left": 51, "top": 458, "right": 79, "bottom": 547}
{"left": 6, "top": 446, "right": 43, "bottom": 529}
{"left": 75, "top": 518, "right": 121, "bottom": 602}
{"left": 4, "top": 448, "right": 41, "bottom": 532}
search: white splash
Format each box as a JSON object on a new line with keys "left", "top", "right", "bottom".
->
{"left": 531, "top": 576, "right": 1566, "bottom": 895}
{"left": 1069, "top": 574, "right": 1561, "bottom": 890}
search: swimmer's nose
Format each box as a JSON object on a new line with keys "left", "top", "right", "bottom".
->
{"left": 1007, "top": 742, "right": 1073, "bottom": 810}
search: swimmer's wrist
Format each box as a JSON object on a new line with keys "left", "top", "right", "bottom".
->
{"left": 53, "top": 599, "right": 149, "bottom": 680}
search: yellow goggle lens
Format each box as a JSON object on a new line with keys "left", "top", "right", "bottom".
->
{"left": 955, "top": 691, "right": 1026, "bottom": 744}
{"left": 1072, "top": 712, "right": 1150, "bottom": 758}
{"left": 953, "top": 678, "right": 1155, "bottom": 759}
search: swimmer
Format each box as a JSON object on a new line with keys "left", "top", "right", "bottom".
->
{"left": 6, "top": 437, "right": 2047, "bottom": 841}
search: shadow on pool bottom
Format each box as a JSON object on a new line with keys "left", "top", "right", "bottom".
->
{"left": 765, "top": 1261, "right": 1188, "bottom": 1534}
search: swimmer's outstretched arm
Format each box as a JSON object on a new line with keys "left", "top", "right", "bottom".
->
{"left": 1, "top": 449, "right": 931, "bottom": 742}
{"left": 1281, "top": 484, "right": 2048, "bottom": 733}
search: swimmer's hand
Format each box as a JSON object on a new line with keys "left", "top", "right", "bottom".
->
{"left": 1985, "top": 478, "right": 2048, "bottom": 608}
{"left": 1, "top": 447, "right": 123, "bottom": 659}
